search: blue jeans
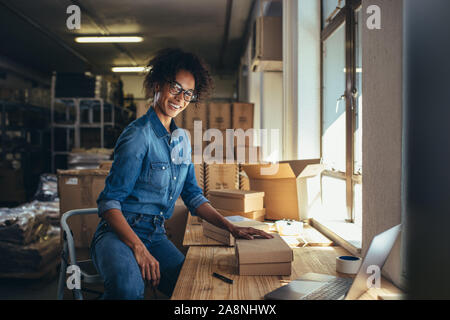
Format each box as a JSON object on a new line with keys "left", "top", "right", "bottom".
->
{"left": 90, "top": 212, "right": 185, "bottom": 299}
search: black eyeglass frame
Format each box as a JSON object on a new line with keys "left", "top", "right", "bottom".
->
{"left": 167, "top": 80, "right": 197, "bottom": 102}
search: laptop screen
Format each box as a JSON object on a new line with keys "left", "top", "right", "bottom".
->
{"left": 345, "top": 224, "right": 401, "bottom": 300}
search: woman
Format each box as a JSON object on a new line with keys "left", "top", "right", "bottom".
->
{"left": 91, "top": 48, "right": 273, "bottom": 300}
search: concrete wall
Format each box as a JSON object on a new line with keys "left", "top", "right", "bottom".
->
{"left": 362, "top": 0, "right": 404, "bottom": 287}
{"left": 121, "top": 74, "right": 146, "bottom": 100}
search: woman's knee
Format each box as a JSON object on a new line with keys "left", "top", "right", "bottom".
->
{"left": 92, "top": 233, "right": 145, "bottom": 299}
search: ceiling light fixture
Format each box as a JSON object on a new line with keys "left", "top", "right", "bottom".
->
{"left": 75, "top": 36, "right": 143, "bottom": 43}
{"left": 111, "top": 66, "right": 148, "bottom": 73}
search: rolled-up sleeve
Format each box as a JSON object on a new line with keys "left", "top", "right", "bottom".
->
{"left": 97, "top": 125, "right": 147, "bottom": 217}
{"left": 180, "top": 162, "right": 209, "bottom": 216}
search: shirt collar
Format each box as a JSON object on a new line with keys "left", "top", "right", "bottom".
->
{"left": 147, "top": 106, "right": 179, "bottom": 138}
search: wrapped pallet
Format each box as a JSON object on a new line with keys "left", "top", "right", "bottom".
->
{"left": 0, "top": 226, "right": 60, "bottom": 278}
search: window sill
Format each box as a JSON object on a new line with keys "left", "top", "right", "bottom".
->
{"left": 310, "top": 217, "right": 362, "bottom": 256}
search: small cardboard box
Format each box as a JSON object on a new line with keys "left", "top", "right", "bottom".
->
{"left": 232, "top": 102, "right": 254, "bottom": 131}
{"left": 234, "top": 145, "right": 261, "bottom": 163}
{"left": 164, "top": 200, "right": 189, "bottom": 256}
{"left": 217, "top": 208, "right": 266, "bottom": 222}
{"left": 193, "top": 162, "right": 205, "bottom": 191}
{"left": 208, "top": 189, "right": 264, "bottom": 213}
{"left": 235, "top": 233, "right": 293, "bottom": 275}
{"left": 203, "top": 131, "right": 229, "bottom": 161}
{"left": 184, "top": 102, "right": 208, "bottom": 130}
{"left": 99, "top": 161, "right": 113, "bottom": 170}
{"left": 204, "top": 163, "right": 239, "bottom": 197}
{"left": 239, "top": 165, "right": 251, "bottom": 191}
{"left": 242, "top": 160, "right": 323, "bottom": 221}
{"left": 202, "top": 217, "right": 269, "bottom": 246}
{"left": 208, "top": 102, "right": 231, "bottom": 130}
{"left": 57, "top": 169, "right": 108, "bottom": 248}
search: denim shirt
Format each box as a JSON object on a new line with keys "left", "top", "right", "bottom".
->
{"left": 96, "top": 106, "right": 208, "bottom": 219}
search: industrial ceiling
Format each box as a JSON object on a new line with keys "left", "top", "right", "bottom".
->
{"left": 0, "top": 0, "right": 255, "bottom": 78}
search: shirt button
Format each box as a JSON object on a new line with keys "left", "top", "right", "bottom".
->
{"left": 162, "top": 166, "right": 165, "bottom": 170}
{"left": 160, "top": 211, "right": 163, "bottom": 215}
{"left": 170, "top": 196, "right": 173, "bottom": 200}
{"left": 172, "top": 158, "right": 175, "bottom": 162}
{"left": 174, "top": 176, "right": 177, "bottom": 180}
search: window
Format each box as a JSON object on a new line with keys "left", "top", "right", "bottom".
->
{"left": 318, "top": 0, "right": 362, "bottom": 234}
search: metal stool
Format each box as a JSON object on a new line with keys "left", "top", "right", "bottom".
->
{"left": 57, "top": 208, "right": 103, "bottom": 300}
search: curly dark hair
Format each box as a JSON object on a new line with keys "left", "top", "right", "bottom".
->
{"left": 143, "top": 48, "right": 214, "bottom": 105}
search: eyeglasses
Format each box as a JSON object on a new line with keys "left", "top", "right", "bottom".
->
{"left": 168, "top": 81, "right": 197, "bottom": 102}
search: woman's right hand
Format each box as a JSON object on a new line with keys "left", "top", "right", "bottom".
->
{"left": 102, "top": 209, "right": 161, "bottom": 287}
{"left": 132, "top": 242, "right": 161, "bottom": 288}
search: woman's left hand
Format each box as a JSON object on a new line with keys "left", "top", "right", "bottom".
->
{"left": 230, "top": 226, "right": 274, "bottom": 240}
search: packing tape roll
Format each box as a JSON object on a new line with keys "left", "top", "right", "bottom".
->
{"left": 336, "top": 256, "right": 362, "bottom": 274}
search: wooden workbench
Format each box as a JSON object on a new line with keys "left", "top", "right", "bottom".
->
{"left": 183, "top": 213, "right": 335, "bottom": 247}
{"left": 171, "top": 245, "right": 402, "bottom": 300}
{"left": 172, "top": 246, "right": 344, "bottom": 300}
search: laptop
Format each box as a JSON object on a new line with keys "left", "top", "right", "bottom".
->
{"left": 264, "top": 224, "right": 401, "bottom": 300}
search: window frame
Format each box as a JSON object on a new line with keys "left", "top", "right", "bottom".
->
{"left": 320, "top": 0, "right": 362, "bottom": 223}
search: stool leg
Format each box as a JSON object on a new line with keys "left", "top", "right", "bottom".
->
{"left": 57, "top": 245, "right": 68, "bottom": 300}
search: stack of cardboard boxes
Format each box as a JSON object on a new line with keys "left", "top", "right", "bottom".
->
{"left": 184, "top": 102, "right": 208, "bottom": 152}
{"left": 208, "top": 189, "right": 265, "bottom": 221}
{"left": 57, "top": 165, "right": 190, "bottom": 255}
{"left": 193, "top": 162, "right": 205, "bottom": 191}
{"left": 57, "top": 169, "right": 108, "bottom": 249}
{"left": 204, "top": 163, "right": 239, "bottom": 198}
{"left": 202, "top": 217, "right": 269, "bottom": 246}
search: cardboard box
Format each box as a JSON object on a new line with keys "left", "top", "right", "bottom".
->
{"left": 235, "top": 233, "right": 293, "bottom": 275}
{"left": 232, "top": 103, "right": 254, "bottom": 131}
{"left": 57, "top": 169, "right": 108, "bottom": 248}
{"left": 242, "top": 160, "right": 323, "bottom": 221}
{"left": 173, "top": 111, "right": 184, "bottom": 128}
{"left": 239, "top": 165, "right": 251, "bottom": 191}
{"left": 217, "top": 208, "right": 266, "bottom": 222}
{"left": 204, "top": 163, "right": 239, "bottom": 197}
{"left": 208, "top": 189, "right": 264, "bottom": 213}
{"left": 251, "top": 16, "right": 283, "bottom": 72}
{"left": 203, "top": 132, "right": 229, "bottom": 162}
{"left": 184, "top": 102, "right": 208, "bottom": 130}
{"left": 164, "top": 200, "right": 189, "bottom": 256}
{"left": 99, "top": 161, "right": 113, "bottom": 170}
{"left": 193, "top": 162, "right": 204, "bottom": 191}
{"left": 202, "top": 218, "right": 269, "bottom": 246}
{"left": 208, "top": 102, "right": 231, "bottom": 130}
{"left": 234, "top": 145, "right": 261, "bottom": 163}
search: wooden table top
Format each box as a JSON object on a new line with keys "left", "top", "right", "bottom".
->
{"left": 183, "top": 213, "right": 335, "bottom": 247}
{"left": 171, "top": 245, "right": 402, "bottom": 300}
{"left": 172, "top": 245, "right": 347, "bottom": 300}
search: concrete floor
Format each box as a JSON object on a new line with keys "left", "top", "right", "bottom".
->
{"left": 0, "top": 264, "right": 168, "bottom": 300}
{"left": 0, "top": 270, "right": 60, "bottom": 300}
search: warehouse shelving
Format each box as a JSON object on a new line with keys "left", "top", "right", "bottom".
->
{"left": 50, "top": 73, "right": 135, "bottom": 172}
{"left": 0, "top": 100, "right": 52, "bottom": 205}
